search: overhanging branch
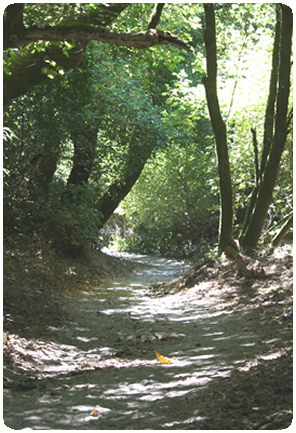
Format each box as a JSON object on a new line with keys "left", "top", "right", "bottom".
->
{"left": 17, "top": 26, "right": 192, "bottom": 52}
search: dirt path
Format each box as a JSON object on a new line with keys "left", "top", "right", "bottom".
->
{"left": 3, "top": 247, "right": 292, "bottom": 429}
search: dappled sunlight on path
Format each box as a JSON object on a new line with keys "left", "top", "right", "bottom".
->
{"left": 4, "top": 248, "right": 292, "bottom": 429}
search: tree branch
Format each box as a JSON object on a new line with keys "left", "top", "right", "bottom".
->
{"left": 4, "top": 44, "right": 85, "bottom": 106}
{"left": 4, "top": 3, "right": 191, "bottom": 52}
{"left": 3, "top": 3, "right": 129, "bottom": 49}
{"left": 3, "top": 4, "right": 192, "bottom": 106}
{"left": 16, "top": 25, "right": 192, "bottom": 52}
{"left": 147, "top": 3, "right": 165, "bottom": 30}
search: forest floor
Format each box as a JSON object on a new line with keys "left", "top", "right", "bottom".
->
{"left": 3, "top": 238, "right": 293, "bottom": 430}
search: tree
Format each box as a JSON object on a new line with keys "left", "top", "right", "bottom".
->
{"left": 3, "top": 3, "right": 192, "bottom": 106}
{"left": 3, "top": 3, "right": 194, "bottom": 256}
{"left": 3, "top": 37, "right": 170, "bottom": 255}
{"left": 202, "top": 3, "right": 233, "bottom": 253}
{"left": 201, "top": 3, "right": 292, "bottom": 253}
{"left": 4, "top": 3, "right": 292, "bottom": 258}
{"left": 104, "top": 3, "right": 291, "bottom": 258}
{"left": 240, "top": 4, "right": 293, "bottom": 249}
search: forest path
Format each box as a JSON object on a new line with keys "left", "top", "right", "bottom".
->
{"left": 3, "top": 248, "right": 292, "bottom": 429}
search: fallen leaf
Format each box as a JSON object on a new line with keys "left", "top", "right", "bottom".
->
{"left": 155, "top": 350, "right": 172, "bottom": 364}
{"left": 90, "top": 405, "right": 102, "bottom": 417}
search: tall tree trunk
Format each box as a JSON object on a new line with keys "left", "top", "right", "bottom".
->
{"left": 260, "top": 5, "right": 281, "bottom": 181}
{"left": 54, "top": 125, "right": 98, "bottom": 256}
{"left": 240, "top": 5, "right": 281, "bottom": 238}
{"left": 202, "top": 3, "right": 233, "bottom": 253}
{"left": 240, "top": 5, "right": 292, "bottom": 249}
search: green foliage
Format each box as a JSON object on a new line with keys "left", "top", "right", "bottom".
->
{"left": 3, "top": 3, "right": 292, "bottom": 257}
{"left": 115, "top": 141, "right": 219, "bottom": 258}
{"left": 111, "top": 72, "right": 219, "bottom": 258}
{"left": 3, "top": 39, "right": 169, "bottom": 254}
{"left": 106, "top": 3, "right": 292, "bottom": 256}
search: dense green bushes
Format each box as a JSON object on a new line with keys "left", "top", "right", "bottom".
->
{"left": 112, "top": 142, "right": 219, "bottom": 258}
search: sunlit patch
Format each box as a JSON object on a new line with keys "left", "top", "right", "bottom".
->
{"left": 163, "top": 415, "right": 207, "bottom": 428}
{"left": 260, "top": 350, "right": 286, "bottom": 361}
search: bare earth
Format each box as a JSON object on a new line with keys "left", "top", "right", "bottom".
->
{"left": 3, "top": 245, "right": 293, "bottom": 429}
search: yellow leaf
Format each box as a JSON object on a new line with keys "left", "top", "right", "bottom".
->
{"left": 90, "top": 409, "right": 98, "bottom": 417}
{"left": 90, "top": 405, "right": 102, "bottom": 418}
{"left": 155, "top": 350, "right": 172, "bottom": 364}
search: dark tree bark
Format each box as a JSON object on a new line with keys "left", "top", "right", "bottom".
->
{"left": 202, "top": 3, "right": 233, "bottom": 253}
{"left": 272, "top": 213, "right": 293, "bottom": 247}
{"left": 251, "top": 128, "right": 259, "bottom": 189}
{"left": 260, "top": 5, "right": 281, "bottom": 181}
{"left": 96, "top": 143, "right": 152, "bottom": 227}
{"left": 33, "top": 139, "right": 60, "bottom": 192}
{"left": 12, "top": 26, "right": 192, "bottom": 52}
{"left": 240, "top": 6, "right": 281, "bottom": 238}
{"left": 147, "top": 4, "right": 165, "bottom": 29}
{"left": 67, "top": 126, "right": 98, "bottom": 186}
{"left": 240, "top": 5, "right": 292, "bottom": 249}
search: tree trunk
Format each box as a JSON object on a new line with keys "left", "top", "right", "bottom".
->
{"left": 260, "top": 5, "right": 281, "bottom": 181}
{"left": 67, "top": 126, "right": 98, "bottom": 186}
{"left": 202, "top": 3, "right": 233, "bottom": 253}
{"left": 240, "top": 5, "right": 292, "bottom": 249}
{"left": 4, "top": 44, "right": 86, "bottom": 107}
{"left": 240, "top": 6, "right": 281, "bottom": 238}
{"left": 97, "top": 143, "right": 152, "bottom": 227}
{"left": 33, "top": 138, "right": 60, "bottom": 192}
{"left": 272, "top": 214, "right": 293, "bottom": 247}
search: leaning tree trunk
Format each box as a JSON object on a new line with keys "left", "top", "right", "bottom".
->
{"left": 240, "top": 5, "right": 292, "bottom": 249}
{"left": 271, "top": 213, "right": 293, "bottom": 247}
{"left": 202, "top": 3, "right": 233, "bottom": 254}
{"left": 96, "top": 140, "right": 153, "bottom": 228}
